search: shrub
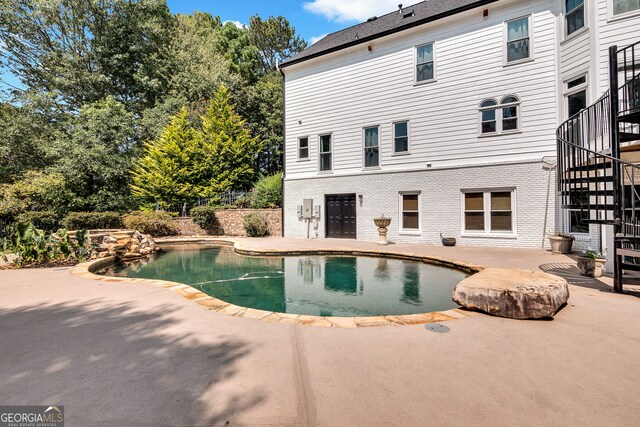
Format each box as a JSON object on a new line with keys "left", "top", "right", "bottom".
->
{"left": 250, "top": 173, "right": 282, "bottom": 208}
{"left": 122, "top": 211, "right": 179, "bottom": 237}
{"left": 191, "top": 205, "right": 220, "bottom": 234}
{"left": 15, "top": 211, "right": 61, "bottom": 231}
{"left": 243, "top": 213, "right": 270, "bottom": 237}
{"left": 1, "top": 223, "right": 91, "bottom": 266}
{"left": 62, "top": 211, "right": 123, "bottom": 230}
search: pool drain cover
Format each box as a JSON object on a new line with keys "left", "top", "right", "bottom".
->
{"left": 425, "top": 323, "right": 449, "bottom": 333}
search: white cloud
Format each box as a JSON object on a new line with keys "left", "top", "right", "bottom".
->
{"left": 309, "top": 33, "right": 328, "bottom": 44}
{"left": 223, "top": 20, "right": 245, "bottom": 29}
{"left": 303, "top": 0, "right": 401, "bottom": 23}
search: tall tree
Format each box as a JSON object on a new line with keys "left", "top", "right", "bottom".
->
{"left": 0, "top": 0, "right": 174, "bottom": 112}
{"left": 51, "top": 97, "right": 137, "bottom": 211}
{"left": 198, "top": 85, "right": 262, "bottom": 194}
{"left": 248, "top": 15, "right": 307, "bottom": 74}
{"left": 130, "top": 107, "right": 200, "bottom": 206}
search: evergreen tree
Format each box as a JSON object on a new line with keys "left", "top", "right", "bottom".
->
{"left": 130, "top": 107, "right": 199, "bottom": 206}
{"left": 198, "top": 85, "right": 262, "bottom": 194}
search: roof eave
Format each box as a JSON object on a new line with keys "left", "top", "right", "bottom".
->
{"left": 280, "top": 0, "right": 499, "bottom": 69}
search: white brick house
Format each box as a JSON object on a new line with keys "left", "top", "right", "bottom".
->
{"left": 279, "top": 0, "right": 640, "bottom": 248}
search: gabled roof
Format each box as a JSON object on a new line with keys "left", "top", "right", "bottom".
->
{"left": 281, "top": 0, "right": 498, "bottom": 68}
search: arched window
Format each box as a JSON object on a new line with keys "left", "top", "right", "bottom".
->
{"left": 479, "top": 96, "right": 520, "bottom": 135}
{"left": 479, "top": 99, "right": 498, "bottom": 134}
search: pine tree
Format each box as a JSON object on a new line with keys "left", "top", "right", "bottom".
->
{"left": 130, "top": 107, "right": 199, "bottom": 206}
{"left": 198, "top": 85, "right": 262, "bottom": 195}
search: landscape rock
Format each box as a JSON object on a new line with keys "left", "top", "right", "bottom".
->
{"left": 452, "top": 268, "right": 569, "bottom": 319}
{"left": 85, "top": 230, "right": 158, "bottom": 260}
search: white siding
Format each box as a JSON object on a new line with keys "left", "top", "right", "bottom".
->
{"left": 283, "top": 0, "right": 559, "bottom": 180}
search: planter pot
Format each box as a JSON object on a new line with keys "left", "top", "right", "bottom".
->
{"left": 373, "top": 216, "right": 391, "bottom": 246}
{"left": 548, "top": 236, "right": 573, "bottom": 254}
{"left": 576, "top": 256, "right": 607, "bottom": 278}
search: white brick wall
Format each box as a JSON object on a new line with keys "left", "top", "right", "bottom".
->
{"left": 284, "top": 159, "right": 566, "bottom": 248}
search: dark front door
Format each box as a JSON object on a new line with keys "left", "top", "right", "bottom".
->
{"left": 326, "top": 194, "right": 357, "bottom": 239}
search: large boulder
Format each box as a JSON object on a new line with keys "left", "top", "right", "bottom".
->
{"left": 452, "top": 268, "right": 569, "bottom": 319}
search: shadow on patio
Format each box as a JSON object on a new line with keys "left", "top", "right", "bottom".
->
{"left": 0, "top": 300, "right": 263, "bottom": 426}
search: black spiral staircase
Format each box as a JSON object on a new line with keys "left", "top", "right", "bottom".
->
{"left": 557, "top": 42, "right": 640, "bottom": 292}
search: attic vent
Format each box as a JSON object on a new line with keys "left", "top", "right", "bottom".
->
{"left": 403, "top": 9, "right": 415, "bottom": 18}
{"left": 367, "top": 16, "right": 378, "bottom": 22}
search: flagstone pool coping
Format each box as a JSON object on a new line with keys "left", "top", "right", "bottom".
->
{"left": 70, "top": 237, "right": 485, "bottom": 328}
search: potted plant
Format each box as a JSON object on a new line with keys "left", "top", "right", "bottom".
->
{"left": 577, "top": 249, "right": 607, "bottom": 278}
{"left": 548, "top": 232, "right": 574, "bottom": 254}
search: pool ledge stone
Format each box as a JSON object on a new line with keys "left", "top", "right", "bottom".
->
{"left": 69, "top": 240, "right": 483, "bottom": 328}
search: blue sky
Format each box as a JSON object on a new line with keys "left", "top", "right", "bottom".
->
{"left": 1, "top": 0, "right": 403, "bottom": 92}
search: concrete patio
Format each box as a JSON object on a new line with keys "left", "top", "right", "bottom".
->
{"left": 1, "top": 237, "right": 639, "bottom": 426}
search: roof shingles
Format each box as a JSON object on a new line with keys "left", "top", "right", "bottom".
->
{"left": 281, "top": 0, "right": 498, "bottom": 68}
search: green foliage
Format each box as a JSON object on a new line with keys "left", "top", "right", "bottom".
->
{"left": 62, "top": 212, "right": 124, "bottom": 230}
{"left": 199, "top": 85, "right": 263, "bottom": 194}
{"left": 50, "top": 97, "right": 137, "bottom": 212}
{"left": 1, "top": 223, "right": 91, "bottom": 266}
{"left": 215, "top": 21, "right": 261, "bottom": 83}
{"left": 190, "top": 205, "right": 220, "bottom": 233}
{"left": 122, "top": 211, "right": 179, "bottom": 237}
{"left": 15, "top": 211, "right": 62, "bottom": 232}
{"left": 130, "top": 107, "right": 200, "bottom": 205}
{"left": 0, "top": 171, "right": 72, "bottom": 221}
{"left": 243, "top": 213, "right": 270, "bottom": 237}
{"left": 251, "top": 173, "right": 282, "bottom": 208}
{"left": 248, "top": 15, "right": 307, "bottom": 74}
{"left": 584, "top": 249, "right": 606, "bottom": 259}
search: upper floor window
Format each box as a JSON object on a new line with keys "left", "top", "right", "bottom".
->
{"left": 613, "top": 0, "right": 640, "bottom": 15}
{"left": 319, "top": 134, "right": 332, "bottom": 172}
{"left": 479, "top": 96, "right": 521, "bottom": 135}
{"left": 363, "top": 126, "right": 380, "bottom": 168}
{"left": 505, "top": 16, "right": 530, "bottom": 63}
{"left": 566, "top": 0, "right": 585, "bottom": 35}
{"left": 393, "top": 121, "right": 409, "bottom": 154}
{"left": 415, "top": 43, "right": 434, "bottom": 82}
{"left": 298, "top": 136, "right": 309, "bottom": 160}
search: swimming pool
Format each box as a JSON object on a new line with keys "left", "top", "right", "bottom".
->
{"left": 98, "top": 244, "right": 468, "bottom": 317}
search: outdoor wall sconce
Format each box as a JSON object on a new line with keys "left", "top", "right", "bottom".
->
{"left": 358, "top": 194, "right": 363, "bottom": 205}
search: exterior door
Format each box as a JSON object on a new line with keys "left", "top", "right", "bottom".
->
{"left": 325, "top": 194, "right": 357, "bottom": 239}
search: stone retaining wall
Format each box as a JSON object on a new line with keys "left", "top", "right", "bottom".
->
{"left": 172, "top": 209, "right": 282, "bottom": 237}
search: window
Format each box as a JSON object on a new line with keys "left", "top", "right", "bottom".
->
{"left": 393, "top": 121, "right": 409, "bottom": 153}
{"left": 298, "top": 137, "right": 309, "bottom": 160}
{"left": 565, "top": 74, "right": 588, "bottom": 117}
{"left": 505, "top": 16, "right": 530, "bottom": 63}
{"left": 479, "top": 96, "right": 520, "bottom": 135}
{"left": 566, "top": 0, "right": 585, "bottom": 36}
{"left": 319, "top": 134, "right": 332, "bottom": 172}
{"left": 400, "top": 193, "right": 420, "bottom": 231}
{"left": 463, "top": 190, "right": 515, "bottom": 233}
{"left": 416, "top": 43, "right": 434, "bottom": 82}
{"left": 568, "top": 210, "right": 590, "bottom": 233}
{"left": 613, "top": 0, "right": 640, "bottom": 15}
{"left": 363, "top": 126, "right": 379, "bottom": 168}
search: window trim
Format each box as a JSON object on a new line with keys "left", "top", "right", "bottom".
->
{"left": 414, "top": 41, "right": 436, "bottom": 85}
{"left": 478, "top": 96, "right": 521, "bottom": 136}
{"left": 503, "top": 15, "right": 534, "bottom": 66}
{"left": 564, "top": 72, "right": 589, "bottom": 119}
{"left": 565, "top": 209, "right": 591, "bottom": 236}
{"left": 392, "top": 120, "right": 411, "bottom": 155}
{"left": 461, "top": 188, "right": 517, "bottom": 237}
{"left": 297, "top": 136, "right": 310, "bottom": 161}
{"left": 362, "top": 125, "right": 381, "bottom": 170}
{"left": 317, "top": 133, "right": 333, "bottom": 174}
{"left": 399, "top": 191, "right": 422, "bottom": 234}
{"left": 608, "top": 0, "right": 640, "bottom": 21}
{"left": 564, "top": 0, "right": 587, "bottom": 40}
